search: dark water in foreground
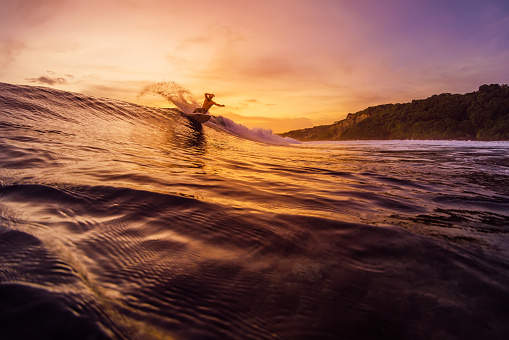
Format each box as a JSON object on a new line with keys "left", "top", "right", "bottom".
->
{"left": 1, "top": 82, "right": 509, "bottom": 339}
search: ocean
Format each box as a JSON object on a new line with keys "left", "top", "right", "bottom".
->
{"left": 1, "top": 82, "right": 509, "bottom": 339}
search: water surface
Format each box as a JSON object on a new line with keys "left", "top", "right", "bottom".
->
{"left": 1, "top": 83, "right": 509, "bottom": 339}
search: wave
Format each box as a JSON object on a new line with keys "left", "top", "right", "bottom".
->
{"left": 2, "top": 81, "right": 509, "bottom": 339}
{"left": 207, "top": 116, "right": 300, "bottom": 145}
{"left": 137, "top": 81, "right": 300, "bottom": 145}
{"left": 0, "top": 82, "right": 176, "bottom": 126}
{"left": 2, "top": 81, "right": 296, "bottom": 146}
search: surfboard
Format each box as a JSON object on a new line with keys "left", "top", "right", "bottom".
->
{"left": 186, "top": 112, "right": 211, "bottom": 123}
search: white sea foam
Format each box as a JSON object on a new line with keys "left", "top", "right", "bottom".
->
{"left": 138, "top": 81, "right": 300, "bottom": 145}
{"left": 208, "top": 116, "right": 300, "bottom": 145}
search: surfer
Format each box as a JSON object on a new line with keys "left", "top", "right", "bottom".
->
{"left": 193, "top": 93, "right": 225, "bottom": 114}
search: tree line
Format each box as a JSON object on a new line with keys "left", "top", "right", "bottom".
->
{"left": 281, "top": 84, "right": 509, "bottom": 141}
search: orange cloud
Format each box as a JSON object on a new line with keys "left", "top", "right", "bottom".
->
{"left": 25, "top": 71, "right": 73, "bottom": 85}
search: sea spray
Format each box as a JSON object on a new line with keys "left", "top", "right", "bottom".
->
{"left": 138, "top": 81, "right": 199, "bottom": 114}
{"left": 1, "top": 82, "right": 509, "bottom": 340}
{"left": 138, "top": 81, "right": 300, "bottom": 145}
{"left": 210, "top": 115, "right": 300, "bottom": 145}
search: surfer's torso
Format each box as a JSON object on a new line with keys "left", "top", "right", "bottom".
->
{"left": 202, "top": 97, "right": 216, "bottom": 111}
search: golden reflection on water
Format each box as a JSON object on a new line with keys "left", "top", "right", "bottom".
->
{"left": 18, "top": 112, "right": 358, "bottom": 220}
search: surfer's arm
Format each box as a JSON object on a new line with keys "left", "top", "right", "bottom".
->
{"left": 214, "top": 102, "right": 225, "bottom": 107}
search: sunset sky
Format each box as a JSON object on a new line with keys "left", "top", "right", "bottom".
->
{"left": 1, "top": 0, "right": 509, "bottom": 132}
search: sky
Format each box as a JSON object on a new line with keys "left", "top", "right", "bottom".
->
{"left": 1, "top": 0, "right": 509, "bottom": 133}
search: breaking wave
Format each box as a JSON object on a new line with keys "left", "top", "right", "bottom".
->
{"left": 138, "top": 81, "right": 299, "bottom": 145}
{"left": 209, "top": 115, "right": 300, "bottom": 145}
{"left": 1, "top": 81, "right": 509, "bottom": 340}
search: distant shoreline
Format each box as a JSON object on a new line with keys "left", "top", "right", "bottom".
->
{"left": 281, "top": 84, "right": 509, "bottom": 142}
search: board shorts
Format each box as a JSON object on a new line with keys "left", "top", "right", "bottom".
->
{"left": 193, "top": 108, "right": 209, "bottom": 114}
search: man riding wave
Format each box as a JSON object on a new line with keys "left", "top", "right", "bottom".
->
{"left": 193, "top": 93, "right": 225, "bottom": 114}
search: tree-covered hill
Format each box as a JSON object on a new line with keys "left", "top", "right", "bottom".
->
{"left": 281, "top": 84, "right": 509, "bottom": 141}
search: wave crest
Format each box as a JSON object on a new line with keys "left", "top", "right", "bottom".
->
{"left": 210, "top": 116, "right": 300, "bottom": 145}
{"left": 138, "top": 81, "right": 199, "bottom": 114}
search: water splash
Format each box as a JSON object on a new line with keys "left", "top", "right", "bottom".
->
{"left": 210, "top": 115, "right": 300, "bottom": 145}
{"left": 138, "top": 81, "right": 299, "bottom": 144}
{"left": 138, "top": 81, "right": 199, "bottom": 114}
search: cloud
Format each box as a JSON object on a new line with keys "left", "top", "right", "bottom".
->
{"left": 0, "top": 38, "right": 25, "bottom": 71}
{"left": 0, "top": 0, "right": 68, "bottom": 73}
{"left": 26, "top": 76, "right": 67, "bottom": 85}
{"left": 0, "top": 0, "right": 67, "bottom": 30}
{"left": 25, "top": 73, "right": 73, "bottom": 85}
{"left": 174, "top": 24, "right": 246, "bottom": 55}
{"left": 242, "top": 98, "right": 277, "bottom": 106}
{"left": 242, "top": 57, "right": 311, "bottom": 79}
